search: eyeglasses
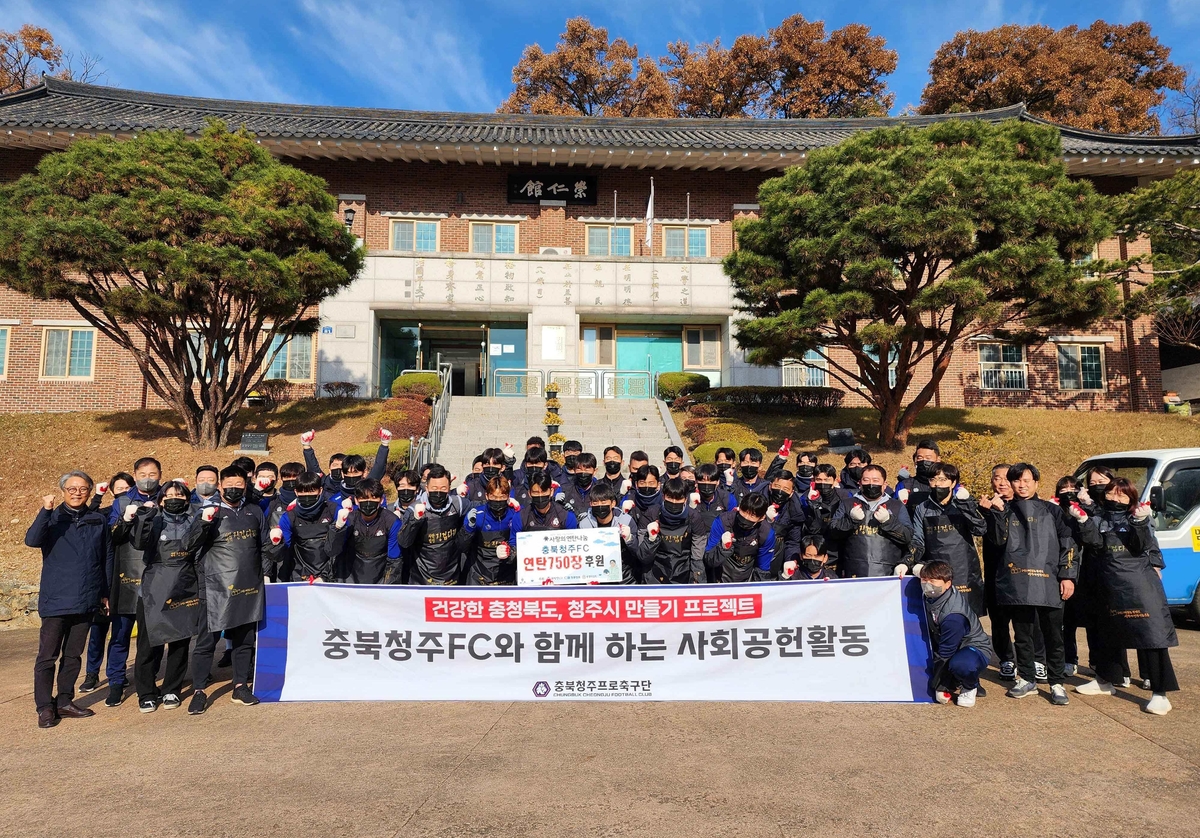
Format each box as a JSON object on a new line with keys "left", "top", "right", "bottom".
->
{"left": 63, "top": 487, "right": 91, "bottom": 495}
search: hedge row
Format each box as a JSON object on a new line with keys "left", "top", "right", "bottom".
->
{"left": 692, "top": 386, "right": 844, "bottom": 409}
{"left": 657, "top": 372, "right": 711, "bottom": 402}
{"left": 390, "top": 372, "right": 441, "bottom": 399}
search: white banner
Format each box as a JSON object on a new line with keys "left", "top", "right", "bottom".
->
{"left": 516, "top": 528, "right": 621, "bottom": 586}
{"left": 254, "top": 579, "right": 933, "bottom": 703}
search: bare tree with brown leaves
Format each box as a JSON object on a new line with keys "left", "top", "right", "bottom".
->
{"left": 662, "top": 34, "right": 774, "bottom": 118}
{"left": 766, "top": 16, "right": 896, "bottom": 118}
{"left": 919, "top": 20, "right": 1184, "bottom": 133}
{"left": 0, "top": 24, "right": 104, "bottom": 94}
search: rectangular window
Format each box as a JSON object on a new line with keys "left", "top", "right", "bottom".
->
{"left": 471, "top": 222, "right": 518, "bottom": 254}
{"left": 391, "top": 220, "right": 438, "bottom": 252}
{"left": 1073, "top": 246, "right": 1099, "bottom": 278}
{"left": 687, "top": 227, "right": 708, "bottom": 257}
{"left": 41, "top": 327, "right": 94, "bottom": 379}
{"left": 663, "top": 226, "right": 708, "bottom": 257}
{"left": 782, "top": 349, "right": 827, "bottom": 387}
{"left": 978, "top": 343, "right": 1027, "bottom": 390}
{"left": 586, "top": 225, "right": 633, "bottom": 257}
{"left": 0, "top": 326, "right": 8, "bottom": 377}
{"left": 580, "top": 325, "right": 614, "bottom": 366}
{"left": 863, "top": 344, "right": 898, "bottom": 389}
{"left": 1057, "top": 343, "right": 1105, "bottom": 391}
{"left": 683, "top": 326, "right": 720, "bottom": 368}
{"left": 265, "top": 333, "right": 314, "bottom": 382}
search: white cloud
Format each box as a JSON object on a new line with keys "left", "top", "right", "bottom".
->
{"left": 294, "top": 0, "right": 497, "bottom": 112}
{"left": 1168, "top": 0, "right": 1200, "bottom": 25}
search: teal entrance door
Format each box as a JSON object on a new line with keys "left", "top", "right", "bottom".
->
{"left": 616, "top": 331, "right": 682, "bottom": 397}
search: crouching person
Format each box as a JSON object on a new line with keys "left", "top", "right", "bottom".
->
{"left": 130, "top": 481, "right": 206, "bottom": 712}
{"left": 780, "top": 535, "right": 835, "bottom": 581}
{"left": 921, "top": 560, "right": 994, "bottom": 708}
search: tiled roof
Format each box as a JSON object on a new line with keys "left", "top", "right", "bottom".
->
{"left": 2, "top": 78, "right": 1198, "bottom": 160}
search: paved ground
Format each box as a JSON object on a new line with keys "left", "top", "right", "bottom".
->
{"left": 1, "top": 621, "right": 1198, "bottom": 838}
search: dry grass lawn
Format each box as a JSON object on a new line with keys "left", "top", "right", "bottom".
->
{"left": 675, "top": 405, "right": 1200, "bottom": 488}
{"left": 0, "top": 399, "right": 387, "bottom": 583}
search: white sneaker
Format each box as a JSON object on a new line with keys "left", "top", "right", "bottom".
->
{"left": 1075, "top": 678, "right": 1116, "bottom": 696}
{"left": 1034, "top": 661, "right": 1048, "bottom": 682}
{"left": 935, "top": 690, "right": 952, "bottom": 705}
{"left": 957, "top": 688, "right": 977, "bottom": 708}
{"left": 1144, "top": 694, "right": 1172, "bottom": 716}
{"left": 1119, "top": 677, "right": 1131, "bottom": 688}
{"left": 1140, "top": 678, "right": 1152, "bottom": 691}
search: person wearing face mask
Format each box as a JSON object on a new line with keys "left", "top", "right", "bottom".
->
{"left": 384, "top": 470, "right": 423, "bottom": 583}
{"left": 102, "top": 456, "right": 165, "bottom": 708}
{"left": 984, "top": 463, "right": 1076, "bottom": 705}
{"left": 562, "top": 441, "right": 584, "bottom": 475}
{"left": 765, "top": 472, "right": 808, "bottom": 577}
{"left": 462, "top": 475, "right": 523, "bottom": 585}
{"left": 895, "top": 439, "right": 941, "bottom": 507}
{"left": 328, "top": 478, "right": 402, "bottom": 585}
{"left": 300, "top": 429, "right": 345, "bottom": 494}
{"left": 190, "top": 465, "right": 221, "bottom": 508}
{"left": 730, "top": 448, "right": 769, "bottom": 505}
{"left": 801, "top": 465, "right": 847, "bottom": 574}
{"left": 129, "top": 480, "right": 206, "bottom": 712}
{"left": 558, "top": 452, "right": 599, "bottom": 514}
{"left": 599, "top": 446, "right": 626, "bottom": 494}
{"left": 455, "top": 449, "right": 508, "bottom": 507}
{"left": 692, "top": 464, "right": 736, "bottom": 582}
{"left": 1074, "top": 477, "right": 1178, "bottom": 715}
{"left": 512, "top": 447, "right": 551, "bottom": 508}
{"left": 713, "top": 448, "right": 738, "bottom": 490}
{"left": 519, "top": 471, "right": 578, "bottom": 533}
{"left": 779, "top": 535, "right": 835, "bottom": 581}
{"left": 627, "top": 465, "right": 663, "bottom": 531}
{"left": 272, "top": 471, "right": 341, "bottom": 583}
{"left": 909, "top": 463, "right": 986, "bottom": 616}
{"left": 639, "top": 478, "right": 706, "bottom": 584}
{"left": 662, "top": 446, "right": 686, "bottom": 481}
{"left": 578, "top": 482, "right": 644, "bottom": 584}
{"left": 248, "top": 462, "right": 280, "bottom": 512}
{"left": 704, "top": 493, "right": 775, "bottom": 583}
{"left": 840, "top": 449, "right": 872, "bottom": 494}
{"left": 330, "top": 439, "right": 393, "bottom": 507}
{"left": 920, "top": 560, "right": 994, "bottom": 708}
{"left": 398, "top": 464, "right": 470, "bottom": 585}
{"left": 517, "top": 436, "right": 563, "bottom": 484}
{"left": 79, "top": 472, "right": 133, "bottom": 696}
{"left": 1052, "top": 475, "right": 1092, "bottom": 679}
{"left": 189, "top": 466, "right": 271, "bottom": 714}
{"left": 768, "top": 450, "right": 819, "bottom": 495}
{"left": 830, "top": 464, "right": 913, "bottom": 579}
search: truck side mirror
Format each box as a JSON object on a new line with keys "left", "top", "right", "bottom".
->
{"left": 1149, "top": 485, "right": 1164, "bottom": 513}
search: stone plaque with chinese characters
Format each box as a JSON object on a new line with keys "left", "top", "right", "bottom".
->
{"left": 507, "top": 170, "right": 597, "bottom": 205}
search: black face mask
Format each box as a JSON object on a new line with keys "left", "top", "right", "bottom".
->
{"left": 524, "top": 467, "right": 544, "bottom": 484}
{"left": 574, "top": 473, "right": 594, "bottom": 490}
{"left": 915, "top": 461, "right": 938, "bottom": 480}
{"left": 222, "top": 487, "right": 245, "bottom": 505}
{"left": 358, "top": 500, "right": 381, "bottom": 517}
{"left": 564, "top": 455, "right": 578, "bottom": 469}
{"left": 531, "top": 494, "right": 552, "bottom": 511}
{"left": 637, "top": 486, "right": 658, "bottom": 498}
{"left": 741, "top": 466, "right": 759, "bottom": 481}
{"left": 664, "top": 462, "right": 682, "bottom": 476}
{"left": 663, "top": 500, "right": 685, "bottom": 515}
{"left": 1058, "top": 491, "right": 1078, "bottom": 506}
{"left": 1089, "top": 483, "right": 1107, "bottom": 494}
{"left": 482, "top": 467, "right": 501, "bottom": 481}
{"left": 604, "top": 461, "right": 622, "bottom": 475}
{"left": 1104, "top": 498, "right": 1128, "bottom": 512}
{"left": 800, "top": 558, "right": 826, "bottom": 574}
{"left": 330, "top": 469, "right": 343, "bottom": 483}
{"left": 846, "top": 466, "right": 864, "bottom": 482}
{"left": 282, "top": 479, "right": 298, "bottom": 491}
{"left": 769, "top": 489, "right": 791, "bottom": 506}
{"left": 796, "top": 465, "right": 815, "bottom": 479}
{"left": 296, "top": 493, "right": 323, "bottom": 510}
{"left": 487, "top": 499, "right": 509, "bottom": 516}
{"left": 818, "top": 484, "right": 837, "bottom": 501}
{"left": 342, "top": 476, "right": 360, "bottom": 491}
{"left": 427, "top": 491, "right": 450, "bottom": 509}
{"left": 698, "top": 483, "right": 716, "bottom": 500}
{"left": 860, "top": 484, "right": 883, "bottom": 501}
{"left": 931, "top": 485, "right": 952, "bottom": 503}
{"left": 590, "top": 503, "right": 613, "bottom": 521}
{"left": 163, "top": 498, "right": 190, "bottom": 515}
{"left": 396, "top": 489, "right": 417, "bottom": 506}
{"left": 734, "top": 514, "right": 757, "bottom": 534}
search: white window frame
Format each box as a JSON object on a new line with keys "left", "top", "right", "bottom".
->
{"left": 978, "top": 342, "right": 1028, "bottom": 390}
{"left": 662, "top": 225, "right": 709, "bottom": 258}
{"left": 782, "top": 349, "right": 827, "bottom": 387}
{"left": 390, "top": 219, "right": 440, "bottom": 253}
{"left": 1057, "top": 343, "right": 1106, "bottom": 392}
{"left": 0, "top": 325, "right": 8, "bottom": 379}
{"left": 470, "top": 221, "right": 519, "bottom": 255}
{"left": 264, "top": 333, "right": 315, "bottom": 383}
{"left": 682, "top": 326, "right": 721, "bottom": 369}
{"left": 39, "top": 326, "right": 95, "bottom": 381}
{"left": 585, "top": 224, "right": 633, "bottom": 257}
{"left": 1073, "top": 245, "right": 1100, "bottom": 278}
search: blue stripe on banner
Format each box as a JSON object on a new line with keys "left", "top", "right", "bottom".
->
{"left": 899, "top": 576, "right": 933, "bottom": 703}
{"left": 253, "top": 583, "right": 291, "bottom": 702}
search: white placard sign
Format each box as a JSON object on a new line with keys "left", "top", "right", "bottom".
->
{"left": 516, "top": 528, "right": 622, "bottom": 586}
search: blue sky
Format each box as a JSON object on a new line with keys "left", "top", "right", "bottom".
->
{"left": 6, "top": 0, "right": 1200, "bottom": 121}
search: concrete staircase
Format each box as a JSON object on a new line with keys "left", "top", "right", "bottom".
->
{"left": 436, "top": 397, "right": 681, "bottom": 480}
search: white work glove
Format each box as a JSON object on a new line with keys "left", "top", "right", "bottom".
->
{"left": 496, "top": 542, "right": 511, "bottom": 559}
{"left": 335, "top": 507, "right": 350, "bottom": 528}
{"left": 341, "top": 498, "right": 353, "bottom": 510}
{"left": 723, "top": 468, "right": 735, "bottom": 486}
{"left": 269, "top": 527, "right": 283, "bottom": 545}
{"left": 646, "top": 521, "right": 660, "bottom": 541}
{"left": 456, "top": 483, "right": 469, "bottom": 497}
{"left": 849, "top": 503, "right": 866, "bottom": 522}
{"left": 96, "top": 481, "right": 109, "bottom": 495}
{"left": 895, "top": 564, "right": 909, "bottom": 578}
{"left": 123, "top": 502, "right": 140, "bottom": 522}
{"left": 807, "top": 486, "right": 821, "bottom": 502}
{"left": 507, "top": 497, "right": 521, "bottom": 511}
{"left": 619, "top": 524, "right": 632, "bottom": 543}
{"left": 201, "top": 506, "right": 217, "bottom": 522}
{"left": 720, "top": 531, "right": 733, "bottom": 549}
{"left": 688, "top": 492, "right": 701, "bottom": 508}
{"left": 874, "top": 505, "right": 891, "bottom": 524}
{"left": 620, "top": 478, "right": 632, "bottom": 495}
{"left": 300, "top": 429, "right": 315, "bottom": 447}
{"left": 777, "top": 438, "right": 792, "bottom": 459}
{"left": 412, "top": 502, "right": 426, "bottom": 519}
{"left": 1068, "top": 501, "right": 1088, "bottom": 523}
{"left": 765, "top": 505, "right": 779, "bottom": 522}
{"left": 380, "top": 428, "right": 392, "bottom": 444}
{"left": 955, "top": 486, "right": 970, "bottom": 501}
{"left": 1077, "top": 487, "right": 1092, "bottom": 506}
{"left": 897, "top": 488, "right": 909, "bottom": 505}
{"left": 911, "top": 563, "right": 925, "bottom": 578}
{"left": 466, "top": 508, "right": 478, "bottom": 527}
{"left": 782, "top": 560, "right": 797, "bottom": 579}
{"left": 1133, "top": 501, "right": 1152, "bottom": 520}
{"left": 256, "top": 475, "right": 273, "bottom": 491}
{"left": 502, "top": 442, "right": 514, "bottom": 459}
{"left": 621, "top": 499, "right": 635, "bottom": 514}
{"left": 554, "top": 492, "right": 566, "bottom": 504}
{"left": 898, "top": 467, "right": 911, "bottom": 480}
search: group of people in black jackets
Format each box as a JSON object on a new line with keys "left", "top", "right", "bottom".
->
{"left": 25, "top": 428, "right": 1179, "bottom": 728}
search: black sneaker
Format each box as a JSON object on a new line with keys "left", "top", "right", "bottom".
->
{"left": 138, "top": 697, "right": 159, "bottom": 714}
{"left": 105, "top": 683, "right": 126, "bottom": 707}
{"left": 161, "top": 693, "right": 182, "bottom": 710}
{"left": 79, "top": 673, "right": 100, "bottom": 694}
{"left": 217, "top": 650, "right": 233, "bottom": 668}
{"left": 230, "top": 685, "right": 260, "bottom": 706}
{"left": 187, "top": 690, "right": 208, "bottom": 716}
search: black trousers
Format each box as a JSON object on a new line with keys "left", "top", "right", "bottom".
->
{"left": 133, "top": 598, "right": 190, "bottom": 700}
{"left": 1097, "top": 646, "right": 1177, "bottom": 692}
{"left": 991, "top": 602, "right": 1045, "bottom": 663}
{"left": 34, "top": 613, "right": 92, "bottom": 712}
{"left": 1011, "top": 604, "right": 1065, "bottom": 685}
{"left": 191, "top": 622, "right": 255, "bottom": 690}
